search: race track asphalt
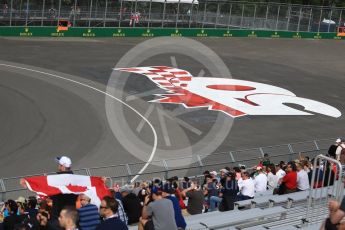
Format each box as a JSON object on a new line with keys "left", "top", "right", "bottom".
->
{"left": 0, "top": 37, "right": 344, "bottom": 179}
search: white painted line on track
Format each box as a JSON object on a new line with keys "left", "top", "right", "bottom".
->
{"left": 0, "top": 63, "right": 157, "bottom": 183}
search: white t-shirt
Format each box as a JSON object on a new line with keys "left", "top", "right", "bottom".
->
{"left": 254, "top": 173, "right": 268, "bottom": 192}
{"left": 267, "top": 172, "right": 278, "bottom": 190}
{"left": 239, "top": 178, "right": 255, "bottom": 198}
{"left": 336, "top": 144, "right": 345, "bottom": 160}
{"left": 297, "top": 170, "right": 310, "bottom": 191}
{"left": 276, "top": 169, "right": 286, "bottom": 181}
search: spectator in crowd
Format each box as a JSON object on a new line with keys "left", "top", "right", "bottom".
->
{"left": 267, "top": 164, "right": 278, "bottom": 191}
{"left": 219, "top": 172, "right": 239, "bottom": 211}
{"left": 181, "top": 181, "right": 204, "bottom": 215}
{"left": 203, "top": 175, "right": 218, "bottom": 212}
{"left": 296, "top": 163, "right": 310, "bottom": 191}
{"left": 237, "top": 172, "right": 254, "bottom": 201}
{"left": 161, "top": 185, "right": 186, "bottom": 229}
{"left": 262, "top": 154, "right": 271, "bottom": 167}
{"left": 132, "top": 182, "right": 142, "bottom": 197}
{"left": 36, "top": 209, "right": 53, "bottom": 230}
{"left": 140, "top": 187, "right": 177, "bottom": 230}
{"left": 277, "top": 161, "right": 297, "bottom": 194}
{"left": 77, "top": 194, "right": 100, "bottom": 230}
{"left": 27, "top": 196, "right": 38, "bottom": 221}
{"left": 51, "top": 156, "right": 78, "bottom": 221}
{"left": 233, "top": 167, "right": 242, "bottom": 180}
{"left": 97, "top": 196, "right": 127, "bottom": 230}
{"left": 58, "top": 206, "right": 79, "bottom": 230}
{"left": 3, "top": 200, "right": 22, "bottom": 230}
{"left": 181, "top": 177, "right": 191, "bottom": 190}
{"left": 335, "top": 139, "right": 345, "bottom": 162}
{"left": 309, "top": 159, "right": 324, "bottom": 188}
{"left": 119, "top": 186, "right": 141, "bottom": 225}
{"left": 275, "top": 163, "right": 286, "bottom": 181}
{"left": 328, "top": 139, "right": 341, "bottom": 159}
{"left": 254, "top": 166, "right": 268, "bottom": 194}
{"left": 321, "top": 198, "right": 345, "bottom": 230}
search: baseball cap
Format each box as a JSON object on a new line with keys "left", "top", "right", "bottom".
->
{"left": 220, "top": 169, "right": 229, "bottom": 174}
{"left": 336, "top": 138, "right": 341, "bottom": 143}
{"left": 55, "top": 156, "right": 72, "bottom": 168}
{"left": 16, "top": 196, "right": 26, "bottom": 203}
{"left": 256, "top": 166, "right": 262, "bottom": 171}
{"left": 210, "top": 171, "right": 217, "bottom": 176}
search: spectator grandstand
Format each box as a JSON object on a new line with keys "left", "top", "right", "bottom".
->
{"left": 0, "top": 138, "right": 343, "bottom": 230}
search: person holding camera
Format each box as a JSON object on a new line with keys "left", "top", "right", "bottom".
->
{"left": 139, "top": 187, "right": 177, "bottom": 230}
{"left": 181, "top": 181, "right": 204, "bottom": 215}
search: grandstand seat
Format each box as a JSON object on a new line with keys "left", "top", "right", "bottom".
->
{"left": 194, "top": 206, "right": 287, "bottom": 229}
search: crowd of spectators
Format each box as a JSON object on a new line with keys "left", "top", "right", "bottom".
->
{"left": 0, "top": 138, "right": 344, "bottom": 230}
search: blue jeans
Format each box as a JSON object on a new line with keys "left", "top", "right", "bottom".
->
{"left": 210, "top": 196, "right": 222, "bottom": 211}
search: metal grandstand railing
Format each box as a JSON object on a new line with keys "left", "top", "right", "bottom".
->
{"left": 0, "top": 1, "right": 344, "bottom": 32}
{"left": 303, "top": 154, "right": 344, "bottom": 227}
{"left": 0, "top": 137, "right": 335, "bottom": 202}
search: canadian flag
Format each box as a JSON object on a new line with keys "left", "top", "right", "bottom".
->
{"left": 24, "top": 174, "right": 110, "bottom": 207}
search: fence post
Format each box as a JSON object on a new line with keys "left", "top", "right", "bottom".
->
{"left": 328, "top": 8, "right": 333, "bottom": 32}
{"left": 275, "top": 4, "right": 280, "bottom": 31}
{"left": 148, "top": 0, "right": 152, "bottom": 28}
{"left": 240, "top": 3, "right": 244, "bottom": 29}
{"left": 313, "top": 140, "right": 320, "bottom": 151}
{"left": 318, "top": 8, "right": 323, "bottom": 33}
{"left": 259, "top": 147, "right": 265, "bottom": 158}
{"left": 175, "top": 0, "right": 181, "bottom": 28}
{"left": 202, "top": 0, "right": 207, "bottom": 29}
{"left": 227, "top": 3, "right": 232, "bottom": 30}
{"left": 41, "top": 0, "right": 45, "bottom": 26}
{"left": 338, "top": 9, "right": 343, "bottom": 27}
{"left": 0, "top": 179, "right": 6, "bottom": 202}
{"left": 88, "top": 0, "right": 93, "bottom": 28}
{"left": 73, "top": 0, "right": 77, "bottom": 27}
{"left": 119, "top": 0, "right": 123, "bottom": 27}
{"left": 161, "top": 0, "right": 167, "bottom": 27}
{"left": 264, "top": 4, "right": 269, "bottom": 30}
{"left": 229, "top": 151, "right": 235, "bottom": 163}
{"left": 287, "top": 144, "right": 294, "bottom": 161}
{"left": 286, "top": 5, "right": 291, "bottom": 31}
{"left": 307, "top": 7, "right": 313, "bottom": 32}
{"left": 162, "top": 160, "right": 169, "bottom": 180}
{"left": 125, "top": 164, "right": 132, "bottom": 184}
{"left": 103, "top": 0, "right": 107, "bottom": 27}
{"left": 57, "top": 0, "right": 62, "bottom": 26}
{"left": 215, "top": 2, "right": 220, "bottom": 28}
{"left": 197, "top": 154, "right": 204, "bottom": 176}
{"left": 252, "top": 4, "right": 256, "bottom": 29}
{"left": 297, "top": 7, "right": 302, "bottom": 32}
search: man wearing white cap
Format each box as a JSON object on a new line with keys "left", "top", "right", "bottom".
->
{"left": 335, "top": 140, "right": 345, "bottom": 162}
{"left": 254, "top": 166, "right": 268, "bottom": 193}
{"left": 328, "top": 138, "right": 341, "bottom": 159}
{"left": 51, "top": 155, "right": 78, "bottom": 229}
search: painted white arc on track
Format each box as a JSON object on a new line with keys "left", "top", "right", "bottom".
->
{"left": 0, "top": 63, "right": 157, "bottom": 183}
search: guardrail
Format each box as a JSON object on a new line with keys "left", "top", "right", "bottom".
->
{"left": 0, "top": 137, "right": 335, "bottom": 201}
{"left": 0, "top": 27, "right": 344, "bottom": 39}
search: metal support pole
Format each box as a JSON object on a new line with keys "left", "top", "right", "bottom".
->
{"left": 133, "top": 0, "right": 137, "bottom": 27}
{"left": 88, "top": 0, "right": 93, "bottom": 28}
{"left": 41, "top": 0, "right": 45, "bottom": 26}
{"left": 286, "top": 5, "right": 291, "bottom": 31}
{"left": 227, "top": 3, "right": 232, "bottom": 30}
{"left": 338, "top": 9, "right": 343, "bottom": 28}
{"left": 103, "top": 0, "right": 107, "bottom": 27}
{"left": 188, "top": 0, "right": 194, "bottom": 28}
{"left": 240, "top": 3, "right": 244, "bottom": 29}
{"left": 318, "top": 9, "right": 323, "bottom": 33}
{"left": 328, "top": 9, "right": 333, "bottom": 32}
{"left": 148, "top": 0, "right": 152, "bottom": 28}
{"left": 275, "top": 5, "right": 280, "bottom": 31}
{"left": 202, "top": 1, "right": 207, "bottom": 29}
{"left": 118, "top": 0, "right": 123, "bottom": 27}
{"left": 73, "top": 0, "right": 77, "bottom": 27}
{"left": 308, "top": 8, "right": 313, "bottom": 32}
{"left": 175, "top": 0, "right": 181, "bottom": 28}
{"left": 215, "top": 2, "right": 220, "bottom": 28}
{"left": 161, "top": 0, "right": 166, "bottom": 27}
{"left": 297, "top": 7, "right": 302, "bottom": 32}
{"left": 57, "top": 0, "right": 62, "bottom": 26}
{"left": 252, "top": 4, "right": 256, "bottom": 29}
{"left": 9, "top": 0, "right": 13, "bottom": 26}
{"left": 264, "top": 4, "right": 269, "bottom": 30}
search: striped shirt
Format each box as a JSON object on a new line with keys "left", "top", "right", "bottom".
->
{"left": 116, "top": 199, "right": 128, "bottom": 225}
{"left": 78, "top": 203, "right": 100, "bottom": 230}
